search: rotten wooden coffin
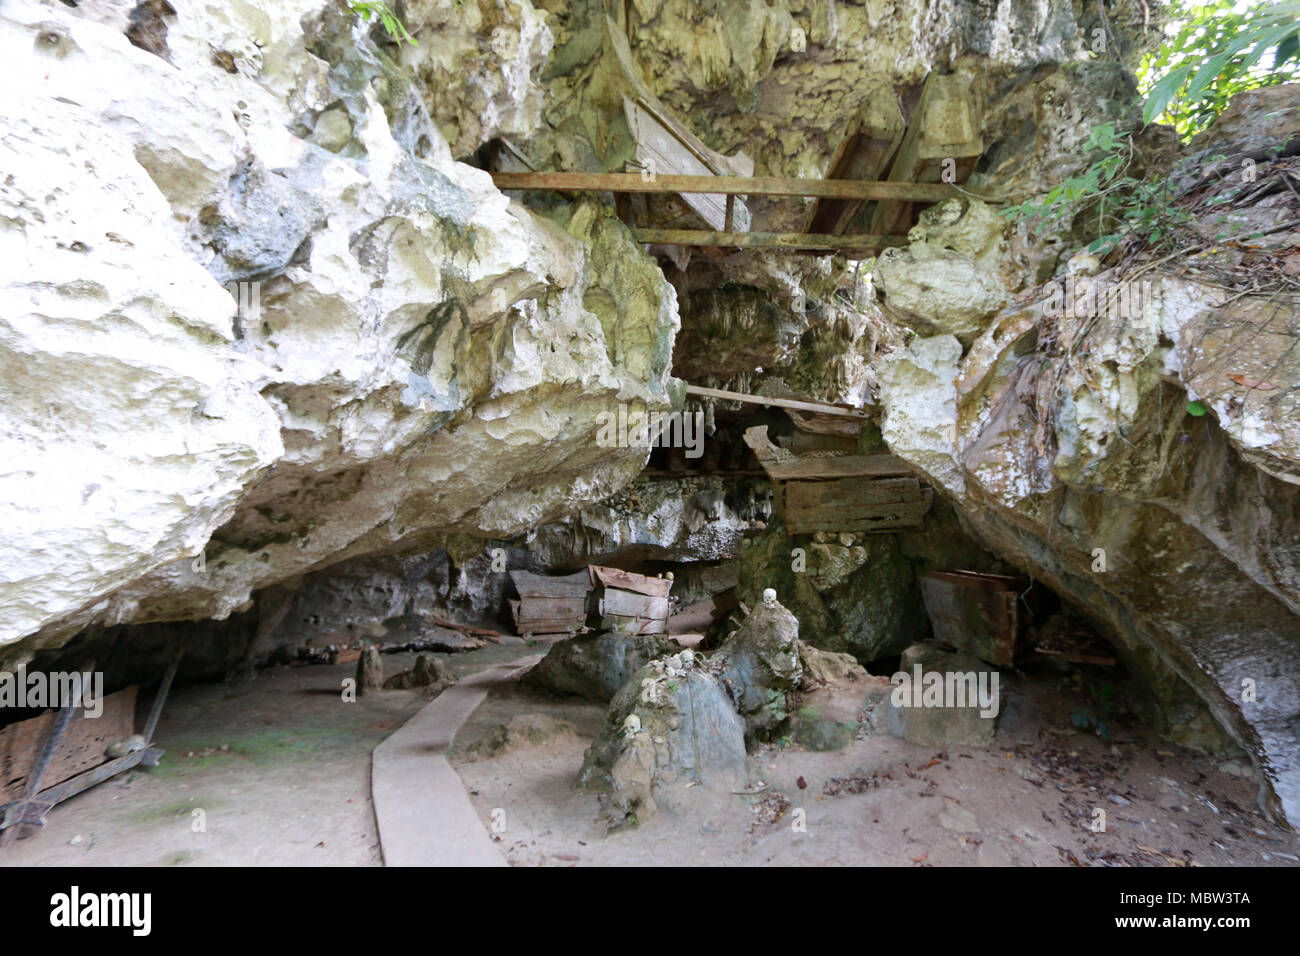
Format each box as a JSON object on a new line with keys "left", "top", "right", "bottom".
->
{"left": 744, "top": 424, "right": 933, "bottom": 533}
{"left": 920, "top": 570, "right": 1024, "bottom": 668}
{"left": 588, "top": 565, "right": 673, "bottom": 636}
{"left": 1, "top": 686, "right": 137, "bottom": 803}
{"left": 508, "top": 570, "right": 592, "bottom": 636}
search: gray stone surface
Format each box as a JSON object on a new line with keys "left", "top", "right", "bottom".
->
{"left": 523, "top": 631, "right": 678, "bottom": 703}
{"left": 714, "top": 599, "right": 803, "bottom": 742}
{"left": 881, "top": 644, "right": 1001, "bottom": 748}
{"left": 577, "top": 659, "right": 749, "bottom": 827}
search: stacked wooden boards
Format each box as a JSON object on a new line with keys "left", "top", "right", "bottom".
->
{"left": 589, "top": 565, "right": 672, "bottom": 636}
{"left": 508, "top": 570, "right": 591, "bottom": 636}
{"left": 744, "top": 425, "right": 933, "bottom": 533}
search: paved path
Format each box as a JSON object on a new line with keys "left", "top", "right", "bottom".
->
{"left": 371, "top": 655, "right": 540, "bottom": 867}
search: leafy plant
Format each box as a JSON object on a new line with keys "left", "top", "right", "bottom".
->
{"left": 1000, "top": 122, "right": 1194, "bottom": 252}
{"left": 349, "top": 2, "right": 418, "bottom": 45}
{"left": 1140, "top": 0, "right": 1300, "bottom": 139}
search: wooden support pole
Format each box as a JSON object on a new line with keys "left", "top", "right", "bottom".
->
{"left": 631, "top": 229, "right": 907, "bottom": 251}
{"left": 490, "top": 171, "right": 1001, "bottom": 203}
{"left": 684, "top": 384, "right": 868, "bottom": 418}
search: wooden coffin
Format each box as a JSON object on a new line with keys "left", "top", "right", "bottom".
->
{"left": 920, "top": 570, "right": 1023, "bottom": 668}
{"left": 1, "top": 686, "right": 137, "bottom": 802}
{"left": 509, "top": 570, "right": 591, "bottom": 636}
{"left": 781, "top": 476, "right": 933, "bottom": 533}
{"left": 588, "top": 565, "right": 673, "bottom": 635}
{"left": 745, "top": 424, "right": 933, "bottom": 533}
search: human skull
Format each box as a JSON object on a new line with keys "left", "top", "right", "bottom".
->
{"left": 762, "top": 587, "right": 777, "bottom": 605}
{"left": 621, "top": 714, "right": 642, "bottom": 737}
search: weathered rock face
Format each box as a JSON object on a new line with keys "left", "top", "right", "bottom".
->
{"left": 879, "top": 644, "right": 1001, "bottom": 747}
{"left": 576, "top": 658, "right": 749, "bottom": 825}
{"left": 523, "top": 630, "right": 679, "bottom": 702}
{"left": 526, "top": 476, "right": 765, "bottom": 568}
{"left": 399, "top": 0, "right": 554, "bottom": 160}
{"left": 874, "top": 199, "right": 1009, "bottom": 343}
{"left": 523, "top": 0, "right": 1147, "bottom": 408}
{"left": 713, "top": 599, "right": 803, "bottom": 741}
{"left": 737, "top": 518, "right": 925, "bottom": 661}
{"left": 0, "top": 0, "right": 680, "bottom": 660}
{"left": 873, "top": 104, "right": 1300, "bottom": 821}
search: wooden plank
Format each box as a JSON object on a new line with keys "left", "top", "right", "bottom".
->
{"left": 601, "top": 589, "right": 670, "bottom": 621}
{"left": 603, "top": 613, "right": 667, "bottom": 636}
{"left": 783, "top": 430, "right": 859, "bottom": 455}
{"left": 588, "top": 565, "right": 673, "bottom": 597}
{"left": 786, "top": 409, "right": 864, "bottom": 437}
{"left": 691, "top": 386, "right": 868, "bottom": 419}
{"left": 631, "top": 228, "right": 907, "bottom": 251}
{"left": 786, "top": 497, "right": 934, "bottom": 521}
{"left": 784, "top": 477, "right": 925, "bottom": 514}
{"left": 490, "top": 172, "right": 1001, "bottom": 202}
{"left": 762, "top": 454, "right": 912, "bottom": 481}
{"left": 513, "top": 596, "right": 587, "bottom": 620}
{"left": 509, "top": 569, "right": 591, "bottom": 599}
{"left": 785, "top": 512, "right": 926, "bottom": 534}
{"left": 601, "top": 17, "right": 752, "bottom": 181}
{"left": 1, "top": 686, "right": 136, "bottom": 801}
{"left": 805, "top": 93, "right": 906, "bottom": 234}
{"left": 870, "top": 71, "right": 985, "bottom": 237}
{"left": 625, "top": 96, "right": 749, "bottom": 232}
{"left": 512, "top": 596, "right": 587, "bottom": 634}
{"left": 512, "top": 621, "right": 585, "bottom": 636}
{"left": 742, "top": 425, "right": 789, "bottom": 464}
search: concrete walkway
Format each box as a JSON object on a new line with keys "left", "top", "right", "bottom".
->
{"left": 371, "top": 655, "right": 540, "bottom": 867}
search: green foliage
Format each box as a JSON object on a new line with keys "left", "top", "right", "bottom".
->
{"left": 1186, "top": 400, "right": 1209, "bottom": 416}
{"left": 1000, "top": 122, "right": 1193, "bottom": 251}
{"left": 349, "top": 1, "right": 418, "bottom": 45}
{"left": 1140, "top": 0, "right": 1300, "bottom": 139}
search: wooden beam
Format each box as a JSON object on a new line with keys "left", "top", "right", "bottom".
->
{"left": 685, "top": 385, "right": 868, "bottom": 418}
{"left": 762, "top": 454, "right": 912, "bottom": 481}
{"left": 631, "top": 229, "right": 906, "bottom": 251}
{"left": 491, "top": 171, "right": 1000, "bottom": 203}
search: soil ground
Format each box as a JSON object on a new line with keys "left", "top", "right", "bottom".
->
{"left": 3, "top": 634, "right": 1298, "bottom": 867}
{"left": 452, "top": 654, "right": 1300, "bottom": 867}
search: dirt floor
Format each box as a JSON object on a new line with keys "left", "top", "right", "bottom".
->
{"left": 4, "top": 634, "right": 1298, "bottom": 867}
{"left": 451, "top": 647, "right": 1300, "bottom": 868}
{"left": 0, "top": 644, "right": 521, "bottom": 866}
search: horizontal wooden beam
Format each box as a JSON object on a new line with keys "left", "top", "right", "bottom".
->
{"left": 763, "top": 454, "right": 913, "bottom": 480}
{"left": 630, "top": 228, "right": 906, "bottom": 251}
{"left": 685, "top": 385, "right": 868, "bottom": 419}
{"left": 491, "top": 171, "right": 1000, "bottom": 203}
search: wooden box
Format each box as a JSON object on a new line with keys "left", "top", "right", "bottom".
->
{"left": 589, "top": 565, "right": 673, "bottom": 636}
{"left": 509, "top": 570, "right": 592, "bottom": 636}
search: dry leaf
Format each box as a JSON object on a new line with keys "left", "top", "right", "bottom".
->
{"left": 1228, "top": 374, "right": 1278, "bottom": 390}
{"left": 1283, "top": 252, "right": 1300, "bottom": 276}
{"left": 912, "top": 853, "right": 928, "bottom": 864}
